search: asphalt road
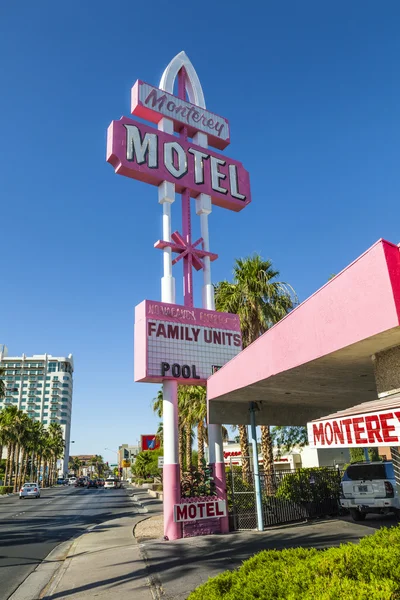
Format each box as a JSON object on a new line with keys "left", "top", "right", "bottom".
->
{"left": 0, "top": 485, "right": 139, "bottom": 600}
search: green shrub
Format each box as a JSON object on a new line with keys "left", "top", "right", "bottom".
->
{"left": 136, "top": 478, "right": 144, "bottom": 485}
{"left": 154, "top": 484, "right": 163, "bottom": 492}
{"left": 276, "top": 467, "right": 341, "bottom": 505}
{"left": 188, "top": 526, "right": 400, "bottom": 600}
{"left": 0, "top": 486, "right": 13, "bottom": 495}
{"left": 144, "top": 478, "right": 154, "bottom": 483}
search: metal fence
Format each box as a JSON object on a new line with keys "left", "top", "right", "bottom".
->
{"left": 226, "top": 461, "right": 342, "bottom": 530}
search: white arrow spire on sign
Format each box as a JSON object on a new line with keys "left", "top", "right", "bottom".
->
{"left": 159, "top": 51, "right": 206, "bottom": 109}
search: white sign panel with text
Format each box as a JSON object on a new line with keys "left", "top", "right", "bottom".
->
{"left": 134, "top": 300, "right": 242, "bottom": 384}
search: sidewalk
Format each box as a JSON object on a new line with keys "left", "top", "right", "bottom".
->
{"left": 140, "top": 517, "right": 383, "bottom": 599}
{"left": 35, "top": 489, "right": 388, "bottom": 600}
{"left": 39, "top": 491, "right": 162, "bottom": 600}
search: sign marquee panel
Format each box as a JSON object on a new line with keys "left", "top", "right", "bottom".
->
{"left": 134, "top": 300, "right": 242, "bottom": 384}
{"left": 174, "top": 500, "right": 227, "bottom": 523}
{"left": 307, "top": 407, "right": 400, "bottom": 448}
{"left": 131, "top": 81, "right": 230, "bottom": 150}
{"left": 106, "top": 117, "right": 251, "bottom": 212}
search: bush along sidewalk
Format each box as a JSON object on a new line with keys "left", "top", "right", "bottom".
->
{"left": 188, "top": 525, "right": 400, "bottom": 600}
{"left": 0, "top": 486, "right": 14, "bottom": 495}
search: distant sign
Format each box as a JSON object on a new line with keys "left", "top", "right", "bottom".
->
{"left": 158, "top": 457, "right": 164, "bottom": 469}
{"left": 141, "top": 434, "right": 161, "bottom": 451}
{"left": 122, "top": 460, "right": 131, "bottom": 468}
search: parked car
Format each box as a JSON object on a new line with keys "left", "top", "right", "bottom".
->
{"left": 75, "top": 478, "right": 87, "bottom": 487}
{"left": 340, "top": 461, "right": 399, "bottom": 521}
{"left": 68, "top": 477, "right": 77, "bottom": 486}
{"left": 97, "top": 479, "right": 105, "bottom": 487}
{"left": 104, "top": 478, "right": 122, "bottom": 489}
{"left": 87, "top": 479, "right": 98, "bottom": 489}
{"left": 20, "top": 482, "right": 40, "bottom": 499}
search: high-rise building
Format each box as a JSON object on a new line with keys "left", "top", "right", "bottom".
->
{"left": 0, "top": 347, "right": 74, "bottom": 475}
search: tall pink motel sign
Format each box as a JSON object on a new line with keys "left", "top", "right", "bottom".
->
{"left": 107, "top": 52, "right": 251, "bottom": 540}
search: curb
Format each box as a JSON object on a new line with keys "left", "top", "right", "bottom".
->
{"left": 39, "top": 536, "right": 81, "bottom": 599}
{"left": 9, "top": 488, "right": 151, "bottom": 600}
{"left": 138, "top": 541, "right": 165, "bottom": 600}
{"left": 8, "top": 537, "right": 79, "bottom": 600}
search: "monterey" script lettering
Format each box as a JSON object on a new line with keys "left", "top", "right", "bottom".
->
{"left": 145, "top": 88, "right": 225, "bottom": 138}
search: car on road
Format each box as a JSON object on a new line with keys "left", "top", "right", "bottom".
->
{"left": 68, "top": 477, "right": 77, "bottom": 486}
{"left": 75, "top": 478, "right": 87, "bottom": 487}
{"left": 97, "top": 478, "right": 105, "bottom": 487}
{"left": 104, "top": 478, "right": 122, "bottom": 489}
{"left": 20, "top": 482, "right": 40, "bottom": 499}
{"left": 340, "top": 461, "right": 399, "bottom": 521}
{"left": 87, "top": 479, "right": 98, "bottom": 489}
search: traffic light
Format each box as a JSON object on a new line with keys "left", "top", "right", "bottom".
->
{"left": 119, "top": 467, "right": 123, "bottom": 476}
{"left": 123, "top": 448, "right": 129, "bottom": 459}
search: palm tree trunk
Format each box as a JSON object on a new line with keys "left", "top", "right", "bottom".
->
{"left": 13, "top": 445, "right": 21, "bottom": 492}
{"left": 16, "top": 448, "right": 25, "bottom": 491}
{"left": 22, "top": 452, "right": 29, "bottom": 487}
{"left": 44, "top": 460, "right": 48, "bottom": 487}
{"left": 261, "top": 425, "right": 276, "bottom": 495}
{"left": 4, "top": 443, "right": 12, "bottom": 486}
{"left": 185, "top": 422, "right": 192, "bottom": 471}
{"left": 178, "top": 425, "right": 184, "bottom": 480}
{"left": 30, "top": 451, "right": 35, "bottom": 480}
{"left": 238, "top": 425, "right": 251, "bottom": 484}
{"left": 197, "top": 421, "right": 205, "bottom": 468}
{"left": 36, "top": 454, "right": 42, "bottom": 483}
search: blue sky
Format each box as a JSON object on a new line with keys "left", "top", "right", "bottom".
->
{"left": 1, "top": 2, "right": 399, "bottom": 464}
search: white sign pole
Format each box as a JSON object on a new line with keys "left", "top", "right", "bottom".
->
{"left": 158, "top": 85, "right": 180, "bottom": 541}
{"left": 194, "top": 137, "right": 229, "bottom": 533}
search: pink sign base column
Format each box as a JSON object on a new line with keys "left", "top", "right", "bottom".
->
{"left": 162, "top": 379, "right": 182, "bottom": 540}
{"left": 214, "top": 462, "right": 229, "bottom": 533}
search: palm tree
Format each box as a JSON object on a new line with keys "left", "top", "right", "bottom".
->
{"left": 0, "top": 368, "right": 5, "bottom": 462}
{"left": 215, "top": 254, "right": 297, "bottom": 482}
{"left": 47, "top": 423, "right": 64, "bottom": 485}
{"left": 69, "top": 456, "right": 81, "bottom": 476}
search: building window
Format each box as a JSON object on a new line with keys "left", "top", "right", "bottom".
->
{"left": 46, "top": 377, "right": 50, "bottom": 381}
{"left": 45, "top": 384, "right": 50, "bottom": 388}
{"left": 63, "top": 376, "right": 69, "bottom": 381}
{"left": 62, "top": 384, "right": 69, "bottom": 388}
{"left": 43, "top": 420, "right": 48, "bottom": 424}
{"left": 60, "top": 419, "right": 67, "bottom": 424}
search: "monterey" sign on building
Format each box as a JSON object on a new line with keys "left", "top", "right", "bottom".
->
{"left": 308, "top": 407, "right": 400, "bottom": 448}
